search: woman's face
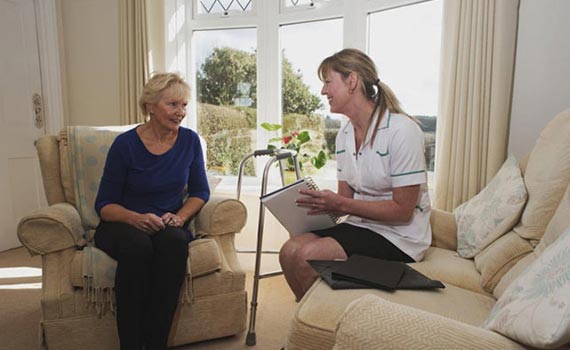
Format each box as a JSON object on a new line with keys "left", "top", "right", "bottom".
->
{"left": 320, "top": 69, "right": 351, "bottom": 114}
{"left": 148, "top": 88, "right": 188, "bottom": 131}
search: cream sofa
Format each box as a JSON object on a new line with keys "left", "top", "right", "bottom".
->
{"left": 286, "top": 109, "right": 570, "bottom": 350}
{"left": 17, "top": 126, "right": 248, "bottom": 350}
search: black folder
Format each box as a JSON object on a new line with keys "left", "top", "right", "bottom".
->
{"left": 331, "top": 255, "right": 405, "bottom": 290}
{"left": 308, "top": 255, "right": 445, "bottom": 290}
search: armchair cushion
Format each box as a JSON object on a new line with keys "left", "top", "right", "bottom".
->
{"left": 484, "top": 228, "right": 570, "bottom": 349}
{"left": 17, "top": 203, "right": 86, "bottom": 255}
{"left": 454, "top": 155, "right": 527, "bottom": 258}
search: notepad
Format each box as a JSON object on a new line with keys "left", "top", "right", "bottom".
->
{"left": 261, "top": 177, "right": 340, "bottom": 235}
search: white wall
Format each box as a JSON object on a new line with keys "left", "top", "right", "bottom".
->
{"left": 508, "top": 0, "right": 570, "bottom": 159}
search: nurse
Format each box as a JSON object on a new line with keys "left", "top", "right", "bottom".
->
{"left": 279, "top": 48, "right": 431, "bottom": 300}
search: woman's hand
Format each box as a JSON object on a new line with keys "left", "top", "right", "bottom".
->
{"left": 161, "top": 212, "right": 185, "bottom": 228}
{"left": 131, "top": 213, "right": 166, "bottom": 234}
{"left": 296, "top": 188, "right": 346, "bottom": 216}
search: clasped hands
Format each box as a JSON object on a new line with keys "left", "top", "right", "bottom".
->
{"left": 135, "top": 212, "right": 184, "bottom": 234}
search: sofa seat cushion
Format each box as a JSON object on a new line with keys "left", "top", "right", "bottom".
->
{"left": 286, "top": 278, "right": 497, "bottom": 350}
{"left": 411, "top": 246, "right": 489, "bottom": 296}
{"left": 70, "top": 238, "right": 222, "bottom": 288}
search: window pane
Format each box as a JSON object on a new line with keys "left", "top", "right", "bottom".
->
{"left": 280, "top": 19, "right": 343, "bottom": 189}
{"left": 283, "top": 0, "right": 313, "bottom": 7}
{"left": 369, "top": 0, "right": 442, "bottom": 180}
{"left": 196, "top": 0, "right": 252, "bottom": 15}
{"left": 194, "top": 28, "right": 257, "bottom": 176}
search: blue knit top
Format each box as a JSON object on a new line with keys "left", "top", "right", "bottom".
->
{"left": 94, "top": 126, "right": 210, "bottom": 217}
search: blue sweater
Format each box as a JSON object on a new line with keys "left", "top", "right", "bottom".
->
{"left": 94, "top": 126, "right": 210, "bottom": 217}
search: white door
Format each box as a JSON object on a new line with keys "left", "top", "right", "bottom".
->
{"left": 0, "top": 0, "right": 46, "bottom": 251}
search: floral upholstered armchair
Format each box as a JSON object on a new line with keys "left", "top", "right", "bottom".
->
{"left": 17, "top": 125, "right": 248, "bottom": 350}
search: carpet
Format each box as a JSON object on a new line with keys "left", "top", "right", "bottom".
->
{"left": 0, "top": 247, "right": 296, "bottom": 350}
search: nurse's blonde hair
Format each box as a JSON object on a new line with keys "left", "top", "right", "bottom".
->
{"left": 318, "top": 48, "right": 411, "bottom": 146}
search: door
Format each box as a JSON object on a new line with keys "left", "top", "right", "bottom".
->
{"left": 0, "top": 0, "right": 46, "bottom": 251}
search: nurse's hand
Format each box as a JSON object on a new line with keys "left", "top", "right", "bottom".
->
{"left": 296, "top": 188, "right": 346, "bottom": 216}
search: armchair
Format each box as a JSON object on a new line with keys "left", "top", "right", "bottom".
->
{"left": 17, "top": 126, "right": 248, "bottom": 350}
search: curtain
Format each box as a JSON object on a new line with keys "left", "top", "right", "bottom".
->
{"left": 119, "top": 0, "right": 150, "bottom": 125}
{"left": 433, "top": 0, "right": 520, "bottom": 211}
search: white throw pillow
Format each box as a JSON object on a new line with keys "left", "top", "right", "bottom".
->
{"left": 483, "top": 227, "right": 570, "bottom": 349}
{"left": 454, "top": 155, "right": 527, "bottom": 258}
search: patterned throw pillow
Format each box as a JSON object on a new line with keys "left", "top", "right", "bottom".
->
{"left": 454, "top": 155, "right": 527, "bottom": 258}
{"left": 483, "top": 227, "right": 570, "bottom": 349}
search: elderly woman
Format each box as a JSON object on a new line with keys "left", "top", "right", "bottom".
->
{"left": 279, "top": 49, "right": 432, "bottom": 300}
{"left": 94, "top": 73, "right": 209, "bottom": 350}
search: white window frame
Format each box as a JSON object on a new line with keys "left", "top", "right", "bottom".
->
{"left": 165, "top": 0, "right": 434, "bottom": 183}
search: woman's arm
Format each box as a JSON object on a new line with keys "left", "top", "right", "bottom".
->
{"left": 298, "top": 184, "right": 420, "bottom": 224}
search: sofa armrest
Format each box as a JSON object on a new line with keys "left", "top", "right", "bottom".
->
{"left": 430, "top": 208, "right": 458, "bottom": 250}
{"left": 333, "top": 294, "right": 525, "bottom": 350}
{"left": 17, "top": 203, "right": 86, "bottom": 256}
{"left": 194, "top": 195, "right": 247, "bottom": 236}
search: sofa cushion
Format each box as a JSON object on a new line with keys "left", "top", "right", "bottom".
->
{"left": 474, "top": 231, "right": 533, "bottom": 293}
{"left": 484, "top": 227, "right": 570, "bottom": 349}
{"left": 410, "top": 247, "right": 489, "bottom": 296}
{"left": 70, "top": 238, "right": 222, "bottom": 287}
{"left": 286, "top": 278, "right": 497, "bottom": 350}
{"left": 513, "top": 108, "right": 570, "bottom": 242}
{"left": 454, "top": 155, "right": 527, "bottom": 258}
{"left": 535, "top": 181, "right": 570, "bottom": 255}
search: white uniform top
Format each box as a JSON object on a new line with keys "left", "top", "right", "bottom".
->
{"left": 335, "top": 110, "right": 432, "bottom": 261}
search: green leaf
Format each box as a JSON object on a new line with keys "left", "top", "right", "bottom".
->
{"left": 297, "top": 130, "right": 311, "bottom": 143}
{"left": 261, "top": 122, "right": 282, "bottom": 131}
{"left": 311, "top": 150, "right": 328, "bottom": 169}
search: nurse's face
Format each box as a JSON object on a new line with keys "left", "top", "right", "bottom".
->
{"left": 320, "top": 70, "right": 351, "bottom": 115}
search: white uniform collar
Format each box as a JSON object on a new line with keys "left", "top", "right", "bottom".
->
{"left": 361, "top": 109, "right": 390, "bottom": 150}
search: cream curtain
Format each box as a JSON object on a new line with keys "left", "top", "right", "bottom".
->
{"left": 119, "top": 0, "right": 150, "bottom": 125}
{"left": 433, "top": 0, "right": 520, "bottom": 211}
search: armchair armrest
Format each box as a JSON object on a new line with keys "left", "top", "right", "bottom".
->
{"left": 17, "top": 202, "right": 86, "bottom": 256}
{"left": 333, "top": 294, "right": 525, "bottom": 350}
{"left": 194, "top": 195, "right": 247, "bottom": 236}
{"left": 430, "top": 208, "right": 458, "bottom": 250}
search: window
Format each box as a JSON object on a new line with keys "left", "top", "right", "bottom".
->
{"left": 195, "top": 0, "right": 253, "bottom": 15}
{"left": 280, "top": 19, "right": 342, "bottom": 188}
{"left": 168, "top": 0, "right": 443, "bottom": 194}
{"left": 194, "top": 28, "right": 257, "bottom": 176}
{"left": 369, "top": 0, "right": 442, "bottom": 189}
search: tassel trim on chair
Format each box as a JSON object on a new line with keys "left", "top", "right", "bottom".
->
{"left": 83, "top": 275, "right": 116, "bottom": 317}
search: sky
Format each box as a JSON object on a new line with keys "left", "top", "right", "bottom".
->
{"left": 193, "top": 0, "right": 442, "bottom": 117}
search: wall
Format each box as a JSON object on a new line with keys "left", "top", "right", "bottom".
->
{"left": 508, "top": 0, "right": 570, "bottom": 158}
{"left": 59, "top": 0, "right": 120, "bottom": 126}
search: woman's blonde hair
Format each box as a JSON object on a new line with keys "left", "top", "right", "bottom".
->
{"left": 318, "top": 48, "right": 411, "bottom": 146}
{"left": 138, "top": 72, "right": 190, "bottom": 116}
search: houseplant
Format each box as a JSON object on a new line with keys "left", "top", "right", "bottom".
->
{"left": 261, "top": 122, "right": 328, "bottom": 177}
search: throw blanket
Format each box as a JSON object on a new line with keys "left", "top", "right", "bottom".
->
{"left": 82, "top": 244, "right": 194, "bottom": 316}
{"left": 68, "top": 125, "right": 193, "bottom": 315}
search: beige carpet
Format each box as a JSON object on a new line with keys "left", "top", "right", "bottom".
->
{"left": 0, "top": 246, "right": 296, "bottom": 350}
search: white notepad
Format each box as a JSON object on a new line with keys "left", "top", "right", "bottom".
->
{"left": 260, "top": 177, "right": 340, "bottom": 235}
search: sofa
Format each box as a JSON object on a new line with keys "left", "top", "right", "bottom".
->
{"left": 286, "top": 108, "right": 570, "bottom": 350}
{"left": 17, "top": 126, "right": 248, "bottom": 350}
